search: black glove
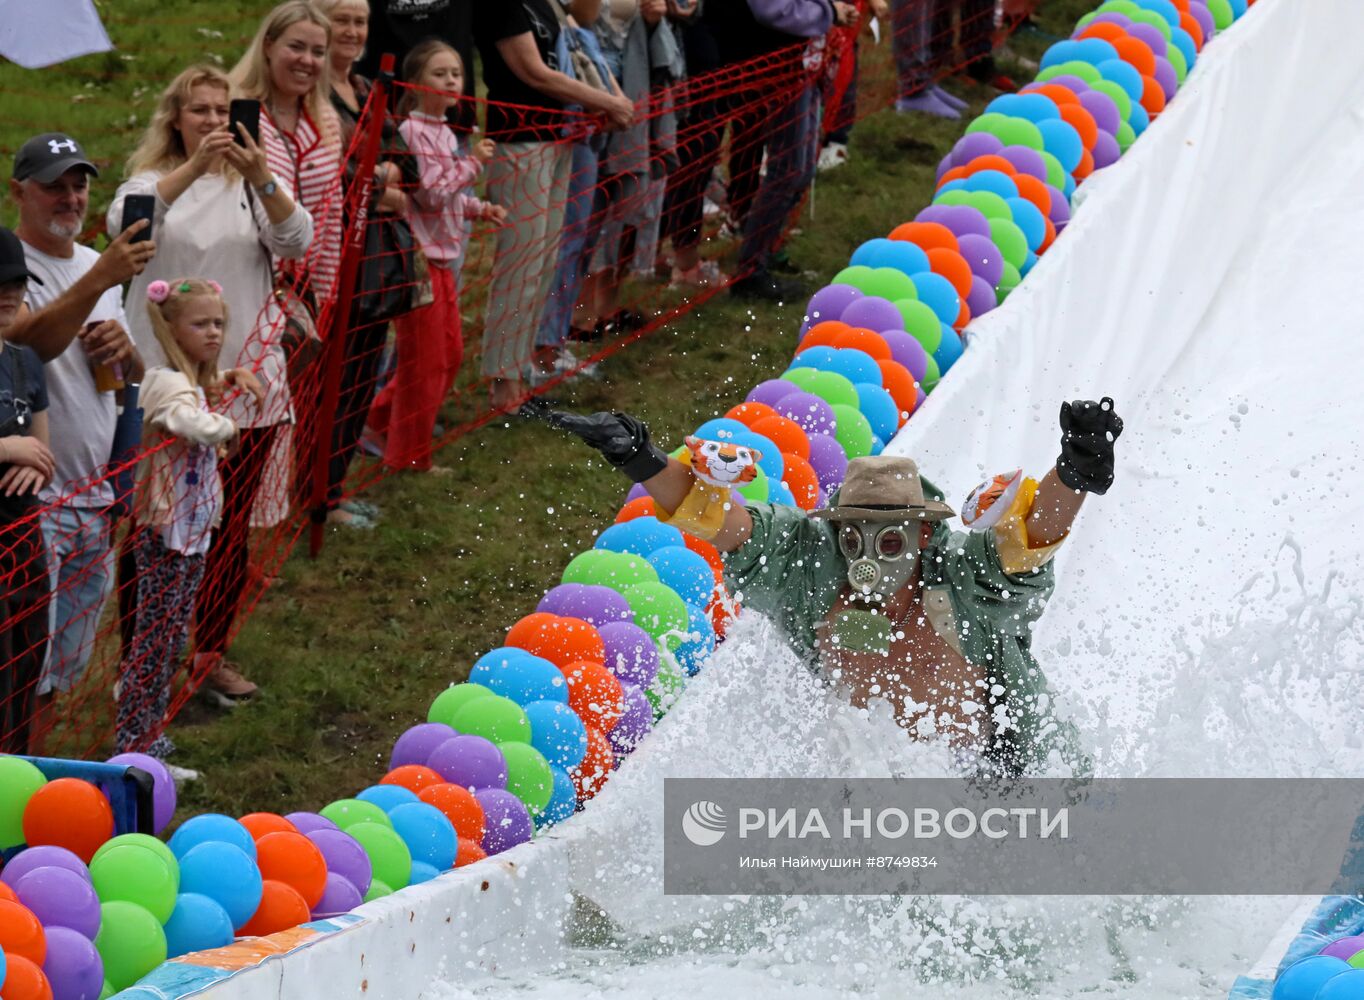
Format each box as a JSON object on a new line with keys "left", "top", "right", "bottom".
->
{"left": 526, "top": 400, "right": 670, "bottom": 484}
{"left": 1056, "top": 397, "right": 1123, "bottom": 495}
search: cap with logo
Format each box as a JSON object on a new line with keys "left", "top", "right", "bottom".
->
{"left": 12, "top": 133, "right": 99, "bottom": 184}
{"left": 0, "top": 228, "right": 43, "bottom": 287}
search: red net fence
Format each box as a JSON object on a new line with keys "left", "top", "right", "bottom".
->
{"left": 0, "top": 0, "right": 1029, "bottom": 761}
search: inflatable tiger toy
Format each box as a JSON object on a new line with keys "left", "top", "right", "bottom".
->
{"left": 685, "top": 436, "right": 763, "bottom": 489}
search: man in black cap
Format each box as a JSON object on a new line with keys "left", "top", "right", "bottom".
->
{"left": 6, "top": 131, "right": 154, "bottom": 750}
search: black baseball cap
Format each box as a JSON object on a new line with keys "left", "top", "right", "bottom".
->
{"left": 0, "top": 228, "right": 42, "bottom": 286}
{"left": 12, "top": 132, "right": 99, "bottom": 184}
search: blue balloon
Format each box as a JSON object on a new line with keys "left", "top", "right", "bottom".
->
{"left": 1168, "top": 26, "right": 1197, "bottom": 69}
{"left": 985, "top": 92, "right": 1059, "bottom": 122}
{"left": 767, "top": 479, "right": 796, "bottom": 506}
{"left": 933, "top": 327, "right": 964, "bottom": 374}
{"left": 178, "top": 841, "right": 263, "bottom": 930}
{"left": 854, "top": 383, "right": 898, "bottom": 443}
{"left": 471, "top": 650, "right": 568, "bottom": 705}
{"left": 0, "top": 944, "right": 6, "bottom": 992}
{"left": 389, "top": 802, "right": 457, "bottom": 871}
{"left": 1037, "top": 118, "right": 1083, "bottom": 173}
{"left": 535, "top": 766, "right": 578, "bottom": 828}
{"left": 675, "top": 604, "right": 716, "bottom": 676}
{"left": 1271, "top": 956, "right": 1351, "bottom": 1000}
{"left": 356, "top": 784, "right": 420, "bottom": 813}
{"left": 524, "top": 700, "right": 588, "bottom": 769}
{"left": 936, "top": 178, "right": 969, "bottom": 196}
{"left": 409, "top": 861, "right": 441, "bottom": 885}
{"left": 1317, "top": 969, "right": 1364, "bottom": 1000}
{"left": 1227, "top": 0, "right": 1246, "bottom": 16}
{"left": 1128, "top": 101, "right": 1150, "bottom": 136}
{"left": 824, "top": 348, "right": 882, "bottom": 387}
{"left": 963, "top": 169, "right": 1019, "bottom": 199}
{"left": 164, "top": 893, "right": 235, "bottom": 958}
{"left": 1005, "top": 197, "right": 1046, "bottom": 252}
{"left": 1062, "top": 172, "right": 1076, "bottom": 200}
{"left": 850, "top": 238, "right": 929, "bottom": 275}
{"left": 1131, "top": 0, "right": 1179, "bottom": 28}
{"left": 790, "top": 346, "right": 840, "bottom": 371}
{"left": 1096, "top": 58, "right": 1143, "bottom": 101}
{"left": 168, "top": 813, "right": 257, "bottom": 861}
{"left": 595, "top": 516, "right": 685, "bottom": 557}
{"left": 692, "top": 417, "right": 749, "bottom": 442}
{"left": 1021, "top": 249, "right": 1039, "bottom": 277}
{"left": 646, "top": 546, "right": 715, "bottom": 609}
{"left": 908, "top": 272, "right": 961, "bottom": 326}
{"left": 870, "top": 435, "right": 886, "bottom": 456}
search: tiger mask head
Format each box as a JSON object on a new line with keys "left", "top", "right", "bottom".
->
{"left": 685, "top": 436, "right": 763, "bottom": 489}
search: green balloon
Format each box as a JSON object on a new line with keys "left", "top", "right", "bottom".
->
{"left": 1167, "top": 43, "right": 1187, "bottom": 84}
{"left": 363, "top": 878, "right": 393, "bottom": 902}
{"left": 1089, "top": 79, "right": 1133, "bottom": 122}
{"left": 623, "top": 582, "right": 690, "bottom": 646}
{"left": 451, "top": 694, "right": 531, "bottom": 744}
{"left": 967, "top": 112, "right": 1043, "bottom": 151}
{"left": 645, "top": 650, "right": 685, "bottom": 717}
{"left": 988, "top": 218, "right": 1028, "bottom": 271}
{"left": 861, "top": 267, "right": 917, "bottom": 302}
{"left": 348, "top": 821, "right": 412, "bottom": 890}
{"left": 1037, "top": 61, "right": 1101, "bottom": 86}
{"left": 830, "top": 405, "right": 873, "bottom": 459}
{"left": 996, "top": 261, "right": 1021, "bottom": 300}
{"left": 90, "top": 844, "right": 177, "bottom": 924}
{"left": 1037, "top": 150, "right": 1068, "bottom": 191}
{"left": 0, "top": 757, "right": 45, "bottom": 849}
{"left": 1205, "top": 0, "right": 1233, "bottom": 28}
{"left": 92, "top": 834, "right": 179, "bottom": 894}
{"left": 1115, "top": 121, "right": 1136, "bottom": 152}
{"left": 1129, "top": 8, "right": 1172, "bottom": 39}
{"left": 781, "top": 367, "right": 821, "bottom": 392}
{"left": 100, "top": 982, "right": 115, "bottom": 1000}
{"left": 831, "top": 265, "right": 876, "bottom": 291}
{"left": 932, "top": 189, "right": 971, "bottom": 208}
{"left": 429, "top": 682, "right": 495, "bottom": 728}
{"left": 736, "top": 463, "right": 769, "bottom": 504}
{"left": 497, "top": 741, "right": 554, "bottom": 813}
{"left": 893, "top": 299, "right": 940, "bottom": 348}
{"left": 961, "top": 190, "right": 1012, "bottom": 221}
{"left": 562, "top": 548, "right": 657, "bottom": 589}
{"left": 321, "top": 798, "right": 394, "bottom": 831}
{"left": 806, "top": 370, "right": 859, "bottom": 409}
{"left": 95, "top": 900, "right": 167, "bottom": 991}
{"left": 1096, "top": 0, "right": 1142, "bottom": 18}
{"left": 920, "top": 355, "right": 942, "bottom": 394}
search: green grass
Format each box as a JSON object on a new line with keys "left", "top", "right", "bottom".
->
{"left": 0, "top": 0, "right": 1095, "bottom": 820}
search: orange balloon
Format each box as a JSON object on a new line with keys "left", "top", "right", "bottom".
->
{"left": 724, "top": 401, "right": 778, "bottom": 427}
{"left": 1025, "top": 82, "right": 1081, "bottom": 107}
{"left": 614, "top": 496, "right": 656, "bottom": 523}
{"left": 561, "top": 660, "right": 624, "bottom": 733}
{"left": 926, "top": 248, "right": 973, "bottom": 300}
{"left": 1072, "top": 147, "right": 1095, "bottom": 181}
{"left": 514, "top": 617, "right": 606, "bottom": 670}
{"left": 238, "top": 879, "right": 310, "bottom": 937}
{"left": 240, "top": 813, "right": 298, "bottom": 841}
{"left": 953, "top": 299, "right": 971, "bottom": 332}
{"left": 1013, "top": 173, "right": 1052, "bottom": 217}
{"left": 959, "top": 154, "right": 1018, "bottom": 178}
{"left": 1112, "top": 35, "right": 1156, "bottom": 76}
{"left": 1169, "top": 0, "right": 1189, "bottom": 9}
{"left": 888, "top": 221, "right": 958, "bottom": 253}
{"left": 1039, "top": 217, "right": 1058, "bottom": 254}
{"left": 454, "top": 837, "right": 487, "bottom": 867}
{"left": 936, "top": 165, "right": 969, "bottom": 189}
{"left": 829, "top": 327, "right": 891, "bottom": 360}
{"left": 0, "top": 955, "right": 51, "bottom": 1000}
{"left": 0, "top": 883, "right": 17, "bottom": 904}
{"left": 21, "top": 779, "right": 112, "bottom": 863}
{"left": 750, "top": 415, "right": 809, "bottom": 460}
{"left": 708, "top": 595, "right": 736, "bottom": 639}
{"left": 1077, "top": 22, "right": 1128, "bottom": 44}
{"left": 419, "top": 783, "right": 486, "bottom": 843}
{"left": 1179, "top": 11, "right": 1204, "bottom": 49}
{"left": 255, "top": 832, "right": 328, "bottom": 909}
{"left": 681, "top": 534, "right": 724, "bottom": 584}
{"left": 381, "top": 765, "right": 444, "bottom": 794}
{"left": 505, "top": 612, "right": 561, "bottom": 651}
{"left": 1058, "top": 104, "right": 1098, "bottom": 150}
{"left": 780, "top": 453, "right": 820, "bottom": 511}
{"left": 0, "top": 901, "right": 44, "bottom": 967}
{"left": 877, "top": 360, "right": 919, "bottom": 420}
{"left": 572, "top": 726, "right": 615, "bottom": 802}
{"left": 799, "top": 320, "right": 852, "bottom": 349}
{"left": 1139, "top": 76, "right": 1166, "bottom": 117}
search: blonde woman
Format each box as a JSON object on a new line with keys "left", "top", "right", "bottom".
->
{"left": 108, "top": 64, "right": 313, "bottom": 705}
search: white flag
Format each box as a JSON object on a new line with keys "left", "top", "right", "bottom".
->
{"left": 0, "top": 0, "right": 112, "bottom": 69}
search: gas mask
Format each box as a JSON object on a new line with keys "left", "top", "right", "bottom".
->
{"left": 836, "top": 518, "right": 921, "bottom": 603}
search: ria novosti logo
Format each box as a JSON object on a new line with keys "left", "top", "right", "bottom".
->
{"left": 681, "top": 800, "right": 727, "bottom": 846}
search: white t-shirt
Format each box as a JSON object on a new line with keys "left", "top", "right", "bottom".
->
{"left": 21, "top": 241, "right": 123, "bottom": 508}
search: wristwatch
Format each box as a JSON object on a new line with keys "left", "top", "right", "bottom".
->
{"left": 257, "top": 178, "right": 279, "bottom": 197}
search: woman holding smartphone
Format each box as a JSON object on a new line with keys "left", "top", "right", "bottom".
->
{"left": 108, "top": 63, "right": 313, "bottom": 705}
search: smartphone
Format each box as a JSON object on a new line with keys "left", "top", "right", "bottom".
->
{"left": 119, "top": 194, "right": 155, "bottom": 244}
{"left": 229, "top": 98, "right": 261, "bottom": 147}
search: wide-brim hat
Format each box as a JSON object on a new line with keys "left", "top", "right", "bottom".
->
{"left": 811, "top": 456, "right": 956, "bottom": 522}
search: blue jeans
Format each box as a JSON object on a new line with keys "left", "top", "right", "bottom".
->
{"left": 738, "top": 82, "right": 819, "bottom": 273}
{"left": 38, "top": 505, "right": 115, "bottom": 695}
{"left": 537, "top": 142, "right": 600, "bottom": 350}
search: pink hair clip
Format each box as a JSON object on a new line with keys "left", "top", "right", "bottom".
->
{"left": 208, "top": 280, "right": 223, "bottom": 295}
{"left": 146, "top": 280, "right": 171, "bottom": 303}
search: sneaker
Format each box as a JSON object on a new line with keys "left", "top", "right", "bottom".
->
{"left": 931, "top": 85, "right": 968, "bottom": 111}
{"left": 669, "top": 260, "right": 727, "bottom": 289}
{"left": 339, "top": 499, "right": 380, "bottom": 519}
{"left": 166, "top": 763, "right": 202, "bottom": 783}
{"left": 895, "top": 91, "right": 962, "bottom": 119}
{"left": 730, "top": 268, "right": 804, "bottom": 303}
{"left": 555, "top": 346, "right": 600, "bottom": 379}
{"left": 359, "top": 428, "right": 386, "bottom": 459}
{"left": 203, "top": 662, "right": 259, "bottom": 707}
{"left": 327, "top": 507, "right": 375, "bottom": 529}
{"left": 817, "top": 142, "right": 849, "bottom": 172}
{"left": 702, "top": 197, "right": 724, "bottom": 219}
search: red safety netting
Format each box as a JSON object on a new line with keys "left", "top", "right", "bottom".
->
{"left": 1, "top": 0, "right": 1030, "bottom": 761}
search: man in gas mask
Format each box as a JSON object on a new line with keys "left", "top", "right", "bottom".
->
{"left": 538, "top": 397, "right": 1122, "bottom": 776}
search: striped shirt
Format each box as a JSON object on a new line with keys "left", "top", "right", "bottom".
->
{"left": 262, "top": 104, "right": 343, "bottom": 303}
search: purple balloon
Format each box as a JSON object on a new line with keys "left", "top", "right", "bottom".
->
{"left": 777, "top": 391, "right": 837, "bottom": 437}
{"left": 1043, "top": 183, "right": 1071, "bottom": 227}
{"left": 626, "top": 483, "right": 648, "bottom": 503}
{"left": 598, "top": 621, "right": 660, "bottom": 689}
{"left": 956, "top": 233, "right": 1005, "bottom": 287}
{"left": 1091, "top": 129, "right": 1121, "bottom": 169}
{"left": 966, "top": 275, "right": 998, "bottom": 319}
{"left": 306, "top": 829, "right": 372, "bottom": 895}
{"left": 285, "top": 811, "right": 338, "bottom": 835}
{"left": 995, "top": 145, "right": 1049, "bottom": 182}
{"left": 917, "top": 204, "right": 991, "bottom": 240}
{"left": 1, "top": 846, "right": 90, "bottom": 887}
{"left": 839, "top": 296, "right": 903, "bottom": 333}
{"left": 806, "top": 434, "right": 849, "bottom": 493}
{"left": 1086, "top": 11, "right": 1134, "bottom": 30}
{"left": 949, "top": 131, "right": 1003, "bottom": 167}
{"left": 313, "top": 872, "right": 364, "bottom": 917}
{"left": 803, "top": 284, "right": 864, "bottom": 332}
{"left": 878, "top": 331, "right": 929, "bottom": 383}
{"left": 428, "top": 735, "right": 508, "bottom": 791}
{"left": 390, "top": 722, "right": 459, "bottom": 771}
{"left": 1078, "top": 90, "right": 1121, "bottom": 136}
{"left": 537, "top": 583, "right": 633, "bottom": 627}
{"left": 1151, "top": 56, "right": 1177, "bottom": 101}
{"left": 107, "top": 752, "right": 176, "bottom": 834}
{"left": 1041, "top": 74, "right": 1093, "bottom": 95}
{"left": 1128, "top": 22, "right": 1170, "bottom": 62}
{"left": 916, "top": 386, "right": 927, "bottom": 408}
{"left": 1320, "top": 935, "right": 1364, "bottom": 960}
{"left": 44, "top": 926, "right": 104, "bottom": 1000}
{"left": 15, "top": 866, "right": 101, "bottom": 939}
{"left": 747, "top": 378, "right": 803, "bottom": 408}
{"left": 476, "top": 789, "right": 533, "bottom": 855}
{"left": 935, "top": 151, "right": 953, "bottom": 183}
{"left": 1186, "top": 2, "right": 1215, "bottom": 42}
{"left": 608, "top": 684, "right": 653, "bottom": 756}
